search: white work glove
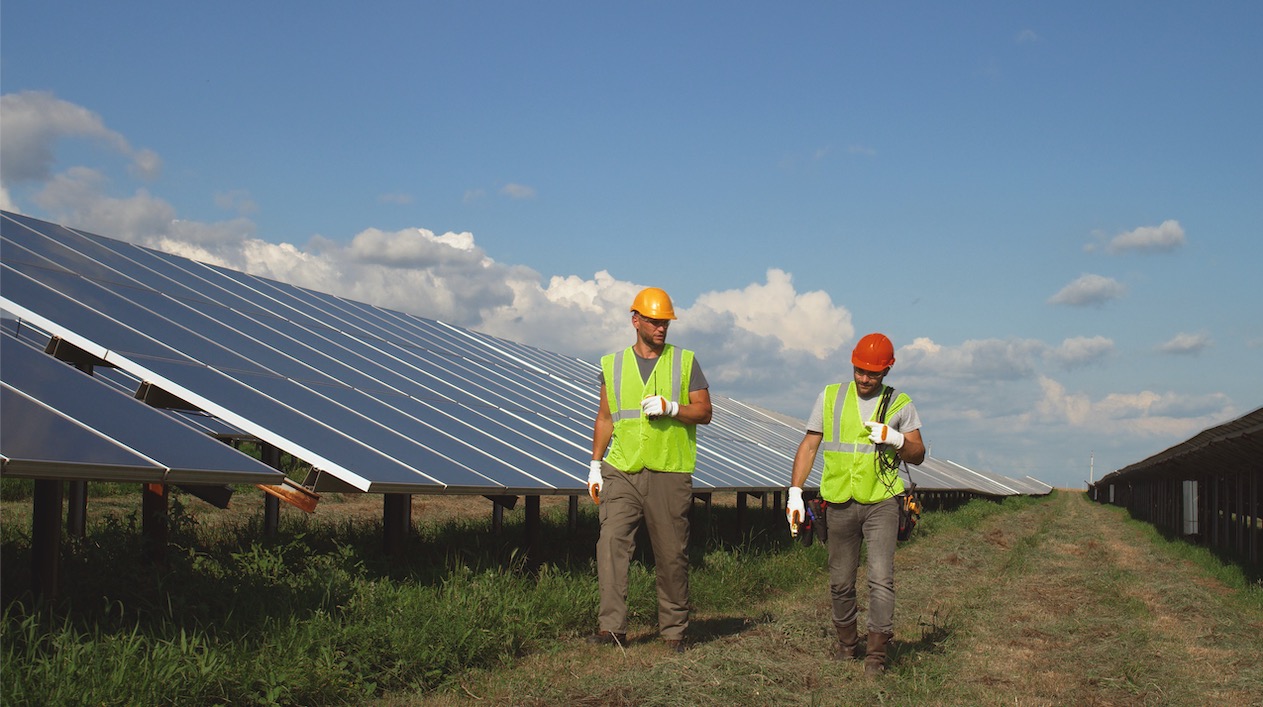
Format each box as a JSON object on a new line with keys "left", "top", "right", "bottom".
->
{"left": 786, "top": 486, "right": 805, "bottom": 536}
{"left": 863, "top": 421, "right": 905, "bottom": 449}
{"left": 588, "top": 460, "right": 603, "bottom": 504}
{"left": 641, "top": 395, "right": 679, "bottom": 418}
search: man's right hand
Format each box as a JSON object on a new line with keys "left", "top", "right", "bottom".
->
{"left": 588, "top": 460, "right": 604, "bottom": 504}
{"left": 786, "top": 486, "right": 805, "bottom": 535}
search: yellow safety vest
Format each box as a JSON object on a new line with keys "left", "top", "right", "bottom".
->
{"left": 601, "top": 345, "right": 697, "bottom": 473}
{"left": 819, "top": 382, "right": 910, "bottom": 504}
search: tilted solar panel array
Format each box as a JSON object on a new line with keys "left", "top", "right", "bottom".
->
{"left": 1, "top": 211, "right": 821, "bottom": 495}
{"left": 1, "top": 332, "right": 284, "bottom": 485}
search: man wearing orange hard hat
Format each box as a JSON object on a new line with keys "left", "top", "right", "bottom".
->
{"left": 586, "top": 286, "right": 712, "bottom": 654}
{"left": 786, "top": 332, "right": 926, "bottom": 676}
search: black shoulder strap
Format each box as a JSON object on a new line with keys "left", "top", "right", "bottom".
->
{"left": 877, "top": 385, "right": 916, "bottom": 491}
{"left": 875, "top": 385, "right": 895, "bottom": 424}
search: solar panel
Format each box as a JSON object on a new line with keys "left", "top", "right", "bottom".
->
{"left": 0, "top": 334, "right": 283, "bottom": 485}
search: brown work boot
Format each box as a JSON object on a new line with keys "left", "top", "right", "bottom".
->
{"left": 664, "top": 639, "right": 687, "bottom": 654}
{"left": 586, "top": 630, "right": 627, "bottom": 646}
{"left": 864, "top": 631, "right": 892, "bottom": 676}
{"left": 833, "top": 621, "right": 859, "bottom": 660}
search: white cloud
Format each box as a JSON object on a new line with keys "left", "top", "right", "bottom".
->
{"left": 897, "top": 336, "right": 1047, "bottom": 384}
{"left": 500, "top": 183, "right": 536, "bottom": 199}
{"left": 1104, "top": 220, "right": 1185, "bottom": 254}
{"left": 1158, "top": 331, "right": 1212, "bottom": 355}
{"left": 0, "top": 91, "right": 157, "bottom": 185}
{"left": 1016, "top": 29, "right": 1040, "bottom": 43}
{"left": 1048, "top": 336, "right": 1114, "bottom": 369}
{"left": 693, "top": 269, "right": 852, "bottom": 359}
{"left": 1034, "top": 377, "right": 1232, "bottom": 437}
{"left": 1048, "top": 273, "right": 1126, "bottom": 307}
{"left": 346, "top": 227, "right": 483, "bottom": 268}
{"left": 128, "top": 148, "right": 162, "bottom": 181}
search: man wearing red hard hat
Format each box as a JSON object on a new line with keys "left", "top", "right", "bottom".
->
{"left": 786, "top": 332, "right": 926, "bottom": 676}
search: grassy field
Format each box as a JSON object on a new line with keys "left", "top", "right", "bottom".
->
{"left": 2, "top": 485, "right": 1260, "bottom": 706}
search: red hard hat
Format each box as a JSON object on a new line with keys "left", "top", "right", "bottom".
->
{"left": 852, "top": 333, "right": 895, "bottom": 370}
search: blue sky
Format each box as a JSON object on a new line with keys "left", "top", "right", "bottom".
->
{"left": 3, "top": 2, "right": 1260, "bottom": 489}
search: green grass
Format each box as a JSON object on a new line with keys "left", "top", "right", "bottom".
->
{"left": 3, "top": 490, "right": 1260, "bottom": 706}
{"left": 1, "top": 491, "right": 813, "bottom": 705}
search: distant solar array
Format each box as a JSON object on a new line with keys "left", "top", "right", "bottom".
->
{"left": 0, "top": 210, "right": 1046, "bottom": 499}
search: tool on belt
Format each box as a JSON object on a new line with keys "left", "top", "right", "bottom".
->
{"left": 874, "top": 386, "right": 920, "bottom": 542}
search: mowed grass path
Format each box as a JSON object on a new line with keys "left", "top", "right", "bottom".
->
{"left": 398, "top": 491, "right": 1263, "bottom": 706}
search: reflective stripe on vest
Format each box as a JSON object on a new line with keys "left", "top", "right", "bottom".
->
{"left": 819, "top": 382, "right": 910, "bottom": 504}
{"left": 601, "top": 345, "right": 697, "bottom": 473}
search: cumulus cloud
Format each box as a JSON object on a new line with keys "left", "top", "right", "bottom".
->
{"left": 1086, "top": 220, "right": 1186, "bottom": 254}
{"left": 897, "top": 336, "right": 1047, "bottom": 383}
{"left": 346, "top": 227, "right": 484, "bottom": 268}
{"left": 30, "top": 167, "right": 254, "bottom": 253}
{"left": 1048, "top": 336, "right": 1114, "bottom": 369}
{"left": 1034, "top": 376, "right": 1231, "bottom": 437}
{"left": 1048, "top": 274, "right": 1126, "bottom": 307}
{"left": 1157, "top": 331, "right": 1212, "bottom": 355}
{"left": 0, "top": 91, "right": 158, "bottom": 185}
{"left": 693, "top": 269, "right": 852, "bottom": 359}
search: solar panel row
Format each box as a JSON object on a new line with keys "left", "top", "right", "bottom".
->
{"left": 2, "top": 210, "right": 1048, "bottom": 499}
{"left": 1, "top": 211, "right": 819, "bottom": 495}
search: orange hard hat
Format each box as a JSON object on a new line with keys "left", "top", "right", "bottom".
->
{"left": 630, "top": 287, "right": 676, "bottom": 320}
{"left": 852, "top": 333, "right": 895, "bottom": 370}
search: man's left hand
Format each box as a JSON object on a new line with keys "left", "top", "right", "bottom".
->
{"left": 863, "top": 421, "right": 905, "bottom": 449}
{"left": 641, "top": 395, "right": 679, "bottom": 418}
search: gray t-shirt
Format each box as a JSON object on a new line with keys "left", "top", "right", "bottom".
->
{"left": 805, "top": 384, "right": 920, "bottom": 435}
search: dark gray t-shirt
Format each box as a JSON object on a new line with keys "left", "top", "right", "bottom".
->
{"left": 596, "top": 351, "right": 709, "bottom": 391}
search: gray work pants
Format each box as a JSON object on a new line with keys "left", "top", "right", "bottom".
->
{"left": 595, "top": 462, "right": 693, "bottom": 640}
{"left": 826, "top": 496, "right": 899, "bottom": 635}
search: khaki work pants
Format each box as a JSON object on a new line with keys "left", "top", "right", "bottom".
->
{"left": 595, "top": 462, "right": 693, "bottom": 641}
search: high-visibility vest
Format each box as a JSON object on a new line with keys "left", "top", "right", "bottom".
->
{"left": 819, "top": 382, "right": 911, "bottom": 504}
{"left": 601, "top": 344, "right": 697, "bottom": 473}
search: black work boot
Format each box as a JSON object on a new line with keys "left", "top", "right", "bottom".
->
{"left": 833, "top": 621, "right": 859, "bottom": 660}
{"left": 864, "top": 631, "right": 892, "bottom": 676}
{"left": 586, "top": 630, "right": 627, "bottom": 646}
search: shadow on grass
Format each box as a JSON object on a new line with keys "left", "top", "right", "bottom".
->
{"left": 891, "top": 610, "right": 953, "bottom": 667}
{"left": 689, "top": 615, "right": 762, "bottom": 644}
